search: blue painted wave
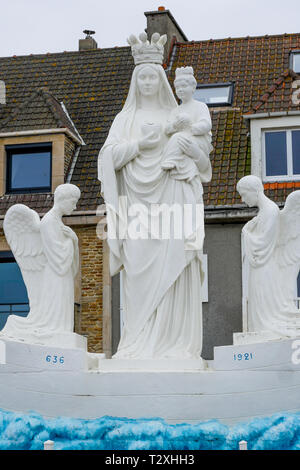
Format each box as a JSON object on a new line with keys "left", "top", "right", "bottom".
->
{"left": 0, "top": 409, "right": 300, "bottom": 450}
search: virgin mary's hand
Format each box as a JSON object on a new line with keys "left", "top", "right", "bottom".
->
{"left": 177, "top": 136, "right": 201, "bottom": 160}
{"left": 138, "top": 132, "right": 161, "bottom": 151}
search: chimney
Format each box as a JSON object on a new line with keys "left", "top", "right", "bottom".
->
{"left": 144, "top": 7, "right": 188, "bottom": 63}
{"left": 79, "top": 30, "right": 98, "bottom": 51}
{"left": 0, "top": 80, "right": 5, "bottom": 105}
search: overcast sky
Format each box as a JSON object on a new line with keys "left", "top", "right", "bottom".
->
{"left": 1, "top": 0, "right": 300, "bottom": 57}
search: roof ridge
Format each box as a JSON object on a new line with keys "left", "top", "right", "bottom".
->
{"left": 246, "top": 69, "right": 300, "bottom": 114}
{"left": 176, "top": 31, "right": 300, "bottom": 44}
{"left": 0, "top": 46, "right": 131, "bottom": 61}
{"left": 39, "top": 87, "right": 68, "bottom": 128}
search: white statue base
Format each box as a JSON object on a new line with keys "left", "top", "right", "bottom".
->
{"left": 233, "top": 331, "right": 284, "bottom": 345}
{"left": 0, "top": 331, "right": 87, "bottom": 351}
{"left": 214, "top": 335, "right": 300, "bottom": 371}
{"left": 97, "top": 358, "right": 206, "bottom": 372}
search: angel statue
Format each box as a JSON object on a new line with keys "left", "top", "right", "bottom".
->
{"left": 0, "top": 183, "right": 81, "bottom": 344}
{"left": 237, "top": 175, "right": 300, "bottom": 338}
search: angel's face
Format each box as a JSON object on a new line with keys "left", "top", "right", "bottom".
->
{"left": 238, "top": 188, "right": 258, "bottom": 207}
{"left": 59, "top": 196, "right": 78, "bottom": 215}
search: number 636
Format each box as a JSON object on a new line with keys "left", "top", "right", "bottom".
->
{"left": 46, "top": 355, "right": 64, "bottom": 364}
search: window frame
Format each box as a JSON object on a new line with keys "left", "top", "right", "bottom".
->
{"left": 249, "top": 116, "right": 300, "bottom": 182}
{"left": 262, "top": 127, "right": 300, "bottom": 182}
{"left": 0, "top": 251, "right": 29, "bottom": 330}
{"left": 194, "top": 82, "right": 234, "bottom": 107}
{"left": 6, "top": 142, "right": 52, "bottom": 194}
{"left": 290, "top": 50, "right": 300, "bottom": 73}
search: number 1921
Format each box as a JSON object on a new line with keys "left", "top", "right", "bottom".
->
{"left": 234, "top": 353, "right": 253, "bottom": 361}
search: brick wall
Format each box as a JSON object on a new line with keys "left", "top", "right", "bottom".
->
{"left": 74, "top": 225, "right": 103, "bottom": 353}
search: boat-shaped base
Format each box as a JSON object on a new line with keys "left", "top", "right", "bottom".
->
{"left": 0, "top": 336, "right": 300, "bottom": 424}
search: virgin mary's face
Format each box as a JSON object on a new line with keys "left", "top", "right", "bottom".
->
{"left": 137, "top": 66, "right": 160, "bottom": 97}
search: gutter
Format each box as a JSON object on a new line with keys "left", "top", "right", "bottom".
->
{"left": 60, "top": 102, "right": 86, "bottom": 146}
{"left": 0, "top": 128, "right": 84, "bottom": 146}
{"left": 243, "top": 110, "right": 300, "bottom": 120}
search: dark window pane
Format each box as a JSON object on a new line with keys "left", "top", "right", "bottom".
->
{"left": 292, "top": 54, "right": 300, "bottom": 73}
{"left": 194, "top": 86, "right": 232, "bottom": 105}
{"left": 298, "top": 271, "right": 300, "bottom": 298}
{"left": 292, "top": 130, "right": 300, "bottom": 175}
{"left": 10, "top": 151, "right": 51, "bottom": 190}
{"left": 265, "top": 132, "right": 287, "bottom": 176}
{"left": 0, "top": 262, "right": 28, "bottom": 303}
{"left": 0, "top": 258, "right": 29, "bottom": 330}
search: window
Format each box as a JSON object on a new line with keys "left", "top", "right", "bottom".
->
{"left": 194, "top": 83, "right": 233, "bottom": 106}
{"left": 6, "top": 142, "right": 52, "bottom": 193}
{"left": 290, "top": 52, "right": 300, "bottom": 73}
{"left": 297, "top": 272, "right": 300, "bottom": 298}
{"left": 0, "top": 252, "right": 29, "bottom": 330}
{"left": 0, "top": 80, "right": 5, "bottom": 105}
{"left": 263, "top": 129, "right": 300, "bottom": 181}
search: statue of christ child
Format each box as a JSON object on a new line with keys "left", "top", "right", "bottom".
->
{"left": 161, "top": 66, "right": 212, "bottom": 182}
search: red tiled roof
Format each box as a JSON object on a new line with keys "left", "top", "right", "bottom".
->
{"left": 247, "top": 69, "right": 300, "bottom": 114}
{"left": 0, "top": 32, "right": 300, "bottom": 213}
{"left": 0, "top": 47, "right": 134, "bottom": 213}
{"left": 0, "top": 87, "right": 80, "bottom": 137}
{"left": 170, "top": 33, "right": 300, "bottom": 205}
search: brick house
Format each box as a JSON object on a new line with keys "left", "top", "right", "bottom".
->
{"left": 0, "top": 8, "right": 300, "bottom": 359}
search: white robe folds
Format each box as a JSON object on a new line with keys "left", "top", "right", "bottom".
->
{"left": 99, "top": 64, "right": 212, "bottom": 359}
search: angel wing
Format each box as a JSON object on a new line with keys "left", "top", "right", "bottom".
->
{"left": 277, "top": 190, "right": 300, "bottom": 268}
{"left": 3, "top": 204, "right": 47, "bottom": 309}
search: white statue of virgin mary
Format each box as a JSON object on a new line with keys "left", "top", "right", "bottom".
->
{"left": 98, "top": 33, "right": 212, "bottom": 360}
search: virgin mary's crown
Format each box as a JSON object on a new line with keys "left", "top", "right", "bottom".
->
{"left": 127, "top": 32, "right": 167, "bottom": 65}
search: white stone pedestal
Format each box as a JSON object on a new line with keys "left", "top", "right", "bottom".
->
{"left": 0, "top": 337, "right": 88, "bottom": 372}
{"left": 233, "top": 331, "right": 283, "bottom": 345}
{"left": 0, "top": 331, "right": 87, "bottom": 351}
{"left": 97, "top": 357, "right": 206, "bottom": 372}
{"left": 214, "top": 336, "right": 300, "bottom": 371}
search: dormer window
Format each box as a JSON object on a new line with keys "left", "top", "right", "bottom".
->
{"left": 194, "top": 83, "right": 234, "bottom": 107}
{"left": 6, "top": 142, "right": 52, "bottom": 194}
{"left": 290, "top": 51, "right": 300, "bottom": 73}
{"left": 263, "top": 129, "right": 300, "bottom": 181}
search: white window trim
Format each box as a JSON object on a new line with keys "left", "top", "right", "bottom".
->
{"left": 262, "top": 128, "right": 300, "bottom": 182}
{"left": 250, "top": 115, "right": 300, "bottom": 182}
{"left": 291, "top": 51, "right": 300, "bottom": 74}
{"left": 0, "top": 81, "right": 5, "bottom": 105}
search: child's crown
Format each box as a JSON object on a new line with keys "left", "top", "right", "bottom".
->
{"left": 175, "top": 66, "right": 195, "bottom": 79}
